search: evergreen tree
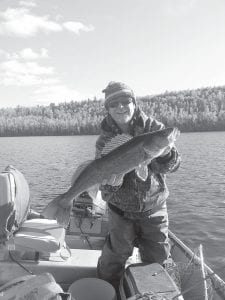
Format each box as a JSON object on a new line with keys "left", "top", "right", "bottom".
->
{"left": 0, "top": 86, "right": 225, "bottom": 136}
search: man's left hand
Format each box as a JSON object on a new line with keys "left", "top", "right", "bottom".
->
{"left": 159, "top": 145, "right": 172, "bottom": 157}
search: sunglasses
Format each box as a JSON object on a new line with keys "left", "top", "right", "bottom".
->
{"left": 108, "top": 98, "right": 133, "bottom": 108}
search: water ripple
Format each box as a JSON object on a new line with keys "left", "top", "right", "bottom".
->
{"left": 0, "top": 132, "right": 225, "bottom": 278}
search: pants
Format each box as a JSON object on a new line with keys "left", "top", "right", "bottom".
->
{"left": 97, "top": 203, "right": 170, "bottom": 288}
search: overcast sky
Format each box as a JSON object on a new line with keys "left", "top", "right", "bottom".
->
{"left": 0, "top": 0, "right": 224, "bottom": 108}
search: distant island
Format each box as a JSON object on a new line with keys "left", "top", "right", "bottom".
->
{"left": 0, "top": 85, "right": 225, "bottom": 136}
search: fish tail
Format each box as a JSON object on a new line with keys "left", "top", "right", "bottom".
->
{"left": 41, "top": 195, "right": 73, "bottom": 228}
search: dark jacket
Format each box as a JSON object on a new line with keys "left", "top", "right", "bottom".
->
{"left": 95, "top": 108, "right": 181, "bottom": 212}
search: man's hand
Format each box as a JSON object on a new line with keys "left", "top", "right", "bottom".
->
{"left": 159, "top": 145, "right": 173, "bottom": 157}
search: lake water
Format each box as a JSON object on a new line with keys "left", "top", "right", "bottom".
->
{"left": 0, "top": 132, "right": 225, "bottom": 278}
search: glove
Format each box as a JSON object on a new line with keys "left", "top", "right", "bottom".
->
{"left": 158, "top": 145, "right": 173, "bottom": 157}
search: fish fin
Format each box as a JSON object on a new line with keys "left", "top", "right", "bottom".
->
{"left": 136, "top": 162, "right": 149, "bottom": 181}
{"left": 101, "top": 134, "right": 133, "bottom": 156}
{"left": 41, "top": 195, "right": 72, "bottom": 228}
{"left": 111, "top": 173, "right": 124, "bottom": 186}
{"left": 71, "top": 160, "right": 93, "bottom": 185}
{"left": 102, "top": 173, "right": 124, "bottom": 186}
{"left": 86, "top": 185, "right": 99, "bottom": 200}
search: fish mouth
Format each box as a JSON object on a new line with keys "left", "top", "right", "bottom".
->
{"left": 142, "top": 127, "right": 180, "bottom": 157}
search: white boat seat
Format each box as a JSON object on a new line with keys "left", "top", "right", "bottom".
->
{"left": 13, "top": 218, "right": 65, "bottom": 253}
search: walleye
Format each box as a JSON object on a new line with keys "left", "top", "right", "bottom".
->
{"left": 42, "top": 127, "right": 180, "bottom": 227}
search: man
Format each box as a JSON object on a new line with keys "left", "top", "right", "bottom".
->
{"left": 96, "top": 81, "right": 181, "bottom": 289}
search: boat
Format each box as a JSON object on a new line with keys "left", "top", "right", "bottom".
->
{"left": 0, "top": 193, "right": 225, "bottom": 300}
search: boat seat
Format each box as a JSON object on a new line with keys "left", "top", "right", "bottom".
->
{"left": 12, "top": 218, "right": 65, "bottom": 253}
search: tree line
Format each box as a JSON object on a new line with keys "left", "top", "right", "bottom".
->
{"left": 0, "top": 86, "right": 225, "bottom": 136}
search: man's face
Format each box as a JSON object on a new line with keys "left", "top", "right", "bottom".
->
{"left": 108, "top": 96, "right": 136, "bottom": 125}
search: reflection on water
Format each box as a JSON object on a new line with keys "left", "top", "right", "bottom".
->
{"left": 0, "top": 132, "right": 225, "bottom": 277}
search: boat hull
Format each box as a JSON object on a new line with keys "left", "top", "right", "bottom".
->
{"left": 0, "top": 212, "right": 224, "bottom": 300}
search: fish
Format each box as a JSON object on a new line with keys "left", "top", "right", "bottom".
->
{"left": 42, "top": 127, "right": 180, "bottom": 227}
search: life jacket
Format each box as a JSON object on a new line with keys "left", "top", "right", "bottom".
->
{"left": 0, "top": 165, "right": 30, "bottom": 243}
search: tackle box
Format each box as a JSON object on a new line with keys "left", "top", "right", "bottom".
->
{"left": 119, "top": 262, "right": 183, "bottom": 300}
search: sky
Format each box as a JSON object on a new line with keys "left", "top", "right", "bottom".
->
{"left": 0, "top": 0, "right": 225, "bottom": 108}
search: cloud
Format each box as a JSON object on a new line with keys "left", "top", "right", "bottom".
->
{"left": 0, "top": 56, "right": 83, "bottom": 105}
{"left": 0, "top": 60, "right": 55, "bottom": 86}
{"left": 19, "top": 48, "right": 49, "bottom": 60}
{"left": 0, "top": 8, "right": 62, "bottom": 37}
{"left": 0, "top": 47, "right": 83, "bottom": 104}
{"left": 63, "top": 22, "right": 94, "bottom": 34}
{"left": 19, "top": 0, "right": 37, "bottom": 7}
{"left": 0, "top": 7, "right": 94, "bottom": 37}
{"left": 2, "top": 48, "right": 49, "bottom": 60}
{"left": 1, "top": 60, "right": 53, "bottom": 75}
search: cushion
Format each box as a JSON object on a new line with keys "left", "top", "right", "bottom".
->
{"left": 13, "top": 219, "right": 65, "bottom": 253}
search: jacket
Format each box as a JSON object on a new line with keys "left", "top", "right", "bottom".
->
{"left": 95, "top": 108, "right": 181, "bottom": 213}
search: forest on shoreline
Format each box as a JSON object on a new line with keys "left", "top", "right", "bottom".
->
{"left": 0, "top": 85, "right": 225, "bottom": 136}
